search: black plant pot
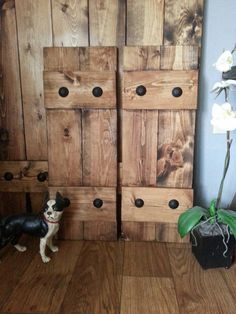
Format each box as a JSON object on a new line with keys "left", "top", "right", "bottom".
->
{"left": 190, "top": 226, "right": 235, "bottom": 270}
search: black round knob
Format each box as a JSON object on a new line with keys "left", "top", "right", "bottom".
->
{"left": 93, "top": 198, "right": 103, "bottom": 208}
{"left": 37, "top": 172, "right": 48, "bottom": 182}
{"left": 4, "top": 172, "right": 13, "bottom": 181}
{"left": 58, "top": 87, "right": 69, "bottom": 97}
{"left": 172, "top": 87, "right": 183, "bottom": 97}
{"left": 92, "top": 87, "right": 103, "bottom": 97}
{"left": 169, "top": 199, "right": 179, "bottom": 209}
{"left": 136, "top": 85, "right": 147, "bottom": 96}
{"left": 135, "top": 198, "right": 144, "bottom": 208}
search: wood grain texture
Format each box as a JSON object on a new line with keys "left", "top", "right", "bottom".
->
{"left": 121, "top": 276, "right": 179, "bottom": 314}
{"left": 157, "top": 110, "right": 196, "bottom": 188}
{"left": 0, "top": 161, "right": 48, "bottom": 192}
{"left": 49, "top": 187, "right": 116, "bottom": 222}
{"left": 123, "top": 241, "right": 172, "bottom": 277}
{"left": 167, "top": 245, "right": 236, "bottom": 314}
{"left": 122, "top": 187, "right": 193, "bottom": 223}
{"left": 121, "top": 222, "right": 156, "bottom": 241}
{"left": 82, "top": 109, "right": 117, "bottom": 187}
{"left": 84, "top": 221, "right": 117, "bottom": 241}
{"left": 15, "top": 0, "right": 52, "bottom": 160}
{"left": 122, "top": 70, "right": 198, "bottom": 110}
{"left": 44, "top": 70, "right": 116, "bottom": 109}
{"left": 89, "top": 0, "right": 125, "bottom": 47}
{"left": 122, "top": 110, "right": 158, "bottom": 186}
{"left": 0, "top": 0, "right": 25, "bottom": 160}
{"left": 60, "top": 241, "right": 124, "bottom": 314}
{"left": 2, "top": 241, "right": 82, "bottom": 314}
{"left": 126, "top": 0, "right": 164, "bottom": 45}
{"left": 164, "top": 0, "right": 204, "bottom": 46}
{"left": 52, "top": 0, "right": 89, "bottom": 46}
{"left": 47, "top": 110, "right": 82, "bottom": 186}
{"left": 44, "top": 47, "right": 81, "bottom": 71}
{"left": 156, "top": 222, "right": 190, "bottom": 243}
{"left": 0, "top": 192, "right": 25, "bottom": 216}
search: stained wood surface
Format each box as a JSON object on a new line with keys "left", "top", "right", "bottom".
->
{"left": 15, "top": 0, "right": 52, "bottom": 160}
{"left": 164, "top": 0, "right": 204, "bottom": 46}
{"left": 122, "top": 70, "right": 198, "bottom": 110}
{"left": 51, "top": 0, "right": 89, "bottom": 47}
{"left": 122, "top": 187, "right": 193, "bottom": 223}
{"left": 126, "top": 0, "right": 164, "bottom": 45}
{"left": 0, "top": 161, "right": 48, "bottom": 192}
{"left": 44, "top": 71, "right": 116, "bottom": 109}
{"left": 47, "top": 110, "right": 82, "bottom": 187}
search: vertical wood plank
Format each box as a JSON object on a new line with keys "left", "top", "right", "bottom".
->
{"left": 126, "top": 0, "right": 164, "bottom": 45}
{"left": 47, "top": 110, "right": 82, "bottom": 187}
{"left": 164, "top": 0, "right": 204, "bottom": 46}
{"left": 15, "top": 0, "right": 52, "bottom": 160}
{"left": 51, "top": 0, "right": 89, "bottom": 47}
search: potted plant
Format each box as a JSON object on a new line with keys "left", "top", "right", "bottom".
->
{"left": 178, "top": 46, "right": 236, "bottom": 269}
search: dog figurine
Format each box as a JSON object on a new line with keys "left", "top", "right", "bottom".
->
{"left": 0, "top": 192, "right": 70, "bottom": 263}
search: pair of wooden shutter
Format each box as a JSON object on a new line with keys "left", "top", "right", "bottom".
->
{"left": 43, "top": 46, "right": 199, "bottom": 242}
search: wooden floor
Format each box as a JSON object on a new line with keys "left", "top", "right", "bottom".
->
{"left": 0, "top": 238, "right": 236, "bottom": 314}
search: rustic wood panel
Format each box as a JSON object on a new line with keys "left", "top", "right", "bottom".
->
{"left": 2, "top": 241, "right": 82, "bottom": 314}
{"left": 15, "top": 0, "right": 52, "bottom": 160}
{"left": 121, "top": 222, "right": 156, "bottom": 241}
{"left": 121, "top": 277, "right": 179, "bottom": 314}
{"left": 84, "top": 221, "right": 117, "bottom": 241}
{"left": 82, "top": 109, "right": 117, "bottom": 186}
{"left": 0, "top": 191, "right": 26, "bottom": 216}
{"left": 51, "top": 0, "right": 89, "bottom": 47}
{"left": 156, "top": 223, "right": 190, "bottom": 243}
{"left": 44, "top": 47, "right": 81, "bottom": 71}
{"left": 126, "top": 0, "right": 164, "bottom": 45}
{"left": 60, "top": 241, "right": 124, "bottom": 313}
{"left": 122, "top": 187, "right": 193, "bottom": 223}
{"left": 122, "top": 70, "right": 198, "bottom": 110}
{"left": 0, "top": 161, "right": 48, "bottom": 192}
{"left": 164, "top": 0, "right": 204, "bottom": 46}
{"left": 0, "top": 0, "right": 25, "bottom": 160}
{"left": 49, "top": 187, "right": 116, "bottom": 222}
{"left": 58, "top": 217, "right": 84, "bottom": 240}
{"left": 122, "top": 110, "right": 158, "bottom": 186}
{"left": 44, "top": 71, "right": 116, "bottom": 109}
{"left": 157, "top": 110, "right": 196, "bottom": 188}
{"left": 47, "top": 110, "right": 82, "bottom": 186}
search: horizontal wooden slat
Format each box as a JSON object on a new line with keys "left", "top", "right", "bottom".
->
{"left": 122, "top": 187, "right": 193, "bottom": 223}
{"left": 0, "top": 161, "right": 48, "bottom": 192}
{"left": 44, "top": 71, "right": 116, "bottom": 109}
{"left": 49, "top": 187, "right": 116, "bottom": 222}
{"left": 122, "top": 70, "right": 198, "bottom": 109}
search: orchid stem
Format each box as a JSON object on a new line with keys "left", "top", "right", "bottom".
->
{"left": 216, "top": 131, "right": 232, "bottom": 209}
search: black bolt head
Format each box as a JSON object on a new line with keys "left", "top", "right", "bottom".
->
{"left": 58, "top": 87, "right": 69, "bottom": 97}
{"left": 37, "top": 172, "right": 48, "bottom": 182}
{"left": 4, "top": 172, "right": 13, "bottom": 181}
{"left": 172, "top": 87, "right": 183, "bottom": 97}
{"left": 135, "top": 198, "right": 144, "bottom": 208}
{"left": 136, "top": 85, "right": 147, "bottom": 96}
{"left": 92, "top": 87, "right": 103, "bottom": 97}
{"left": 93, "top": 198, "right": 103, "bottom": 208}
{"left": 169, "top": 199, "right": 179, "bottom": 209}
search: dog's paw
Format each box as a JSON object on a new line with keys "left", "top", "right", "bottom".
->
{"left": 14, "top": 244, "right": 27, "bottom": 252}
{"left": 50, "top": 246, "right": 59, "bottom": 253}
{"left": 41, "top": 256, "right": 51, "bottom": 263}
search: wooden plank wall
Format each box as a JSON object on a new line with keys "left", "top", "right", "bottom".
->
{"left": 0, "top": 0, "right": 204, "bottom": 240}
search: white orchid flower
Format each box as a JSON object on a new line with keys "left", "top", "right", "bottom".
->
{"left": 213, "top": 51, "right": 233, "bottom": 72}
{"left": 211, "top": 102, "right": 236, "bottom": 133}
{"left": 212, "top": 80, "right": 236, "bottom": 93}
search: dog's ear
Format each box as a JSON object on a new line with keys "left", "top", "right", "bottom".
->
{"left": 42, "top": 191, "right": 49, "bottom": 211}
{"left": 55, "top": 192, "right": 70, "bottom": 211}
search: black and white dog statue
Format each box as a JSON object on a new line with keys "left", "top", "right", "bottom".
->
{"left": 0, "top": 192, "right": 70, "bottom": 263}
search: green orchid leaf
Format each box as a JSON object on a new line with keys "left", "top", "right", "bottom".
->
{"left": 217, "top": 209, "right": 236, "bottom": 239}
{"left": 178, "top": 206, "right": 209, "bottom": 238}
{"left": 209, "top": 199, "right": 216, "bottom": 217}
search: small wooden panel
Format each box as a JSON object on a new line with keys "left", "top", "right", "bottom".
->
{"left": 83, "top": 221, "right": 117, "bottom": 241}
{"left": 164, "top": 0, "right": 204, "bottom": 46}
{"left": 122, "top": 110, "right": 158, "bottom": 186}
{"left": 51, "top": 0, "right": 89, "bottom": 46}
{"left": 121, "top": 222, "right": 156, "bottom": 241}
{"left": 126, "top": 0, "right": 164, "bottom": 45}
{"left": 121, "top": 277, "right": 179, "bottom": 314}
{"left": 49, "top": 187, "right": 116, "bottom": 222}
{"left": 156, "top": 222, "right": 190, "bottom": 243}
{"left": 82, "top": 109, "right": 117, "bottom": 187}
{"left": 44, "top": 71, "right": 116, "bottom": 109}
{"left": 122, "top": 70, "right": 198, "bottom": 110}
{"left": 0, "top": 161, "right": 48, "bottom": 192}
{"left": 15, "top": 0, "right": 52, "bottom": 160}
{"left": 47, "top": 110, "right": 82, "bottom": 186}
{"left": 122, "top": 187, "right": 193, "bottom": 223}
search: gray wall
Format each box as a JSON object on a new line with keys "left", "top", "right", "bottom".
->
{"left": 195, "top": 0, "right": 236, "bottom": 208}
